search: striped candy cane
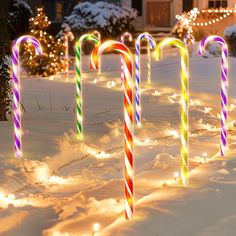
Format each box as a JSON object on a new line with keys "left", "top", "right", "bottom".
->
{"left": 121, "top": 32, "right": 132, "bottom": 83}
{"left": 12, "top": 35, "right": 43, "bottom": 158}
{"left": 184, "top": 34, "right": 195, "bottom": 56}
{"left": 135, "top": 32, "right": 155, "bottom": 127}
{"left": 90, "top": 40, "right": 134, "bottom": 220}
{"left": 76, "top": 34, "right": 100, "bottom": 140}
{"left": 64, "top": 31, "right": 74, "bottom": 81}
{"left": 155, "top": 38, "right": 189, "bottom": 186}
{"left": 93, "top": 31, "right": 101, "bottom": 75}
{"left": 198, "top": 36, "right": 228, "bottom": 157}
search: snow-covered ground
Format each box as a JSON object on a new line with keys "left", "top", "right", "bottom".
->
{"left": 0, "top": 47, "right": 236, "bottom": 236}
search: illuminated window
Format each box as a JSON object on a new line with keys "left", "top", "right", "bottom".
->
{"left": 55, "top": 0, "right": 62, "bottom": 22}
{"left": 208, "top": 0, "right": 228, "bottom": 8}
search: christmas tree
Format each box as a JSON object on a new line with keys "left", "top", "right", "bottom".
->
{"left": 22, "top": 7, "right": 65, "bottom": 77}
{"left": 0, "top": 0, "right": 12, "bottom": 121}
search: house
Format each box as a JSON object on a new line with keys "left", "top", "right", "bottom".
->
{"left": 123, "top": 0, "right": 236, "bottom": 31}
{"left": 24, "top": 0, "right": 236, "bottom": 34}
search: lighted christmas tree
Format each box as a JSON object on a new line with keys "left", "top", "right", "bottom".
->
{"left": 22, "top": 7, "right": 65, "bottom": 77}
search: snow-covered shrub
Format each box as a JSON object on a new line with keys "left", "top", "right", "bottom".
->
{"left": 59, "top": 1, "right": 137, "bottom": 38}
{"left": 224, "top": 24, "right": 236, "bottom": 56}
{"left": 8, "top": 0, "right": 33, "bottom": 39}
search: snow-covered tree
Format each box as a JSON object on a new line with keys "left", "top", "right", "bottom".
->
{"left": 59, "top": 1, "right": 137, "bottom": 38}
{"left": 8, "top": 0, "right": 33, "bottom": 40}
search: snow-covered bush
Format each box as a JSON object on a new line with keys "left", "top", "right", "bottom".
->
{"left": 224, "top": 24, "right": 236, "bottom": 56}
{"left": 59, "top": 1, "right": 137, "bottom": 38}
{"left": 9, "top": 0, "right": 33, "bottom": 39}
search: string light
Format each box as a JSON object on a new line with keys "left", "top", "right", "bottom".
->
{"left": 177, "top": 7, "right": 236, "bottom": 33}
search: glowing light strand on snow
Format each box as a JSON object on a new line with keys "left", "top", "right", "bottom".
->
{"left": 76, "top": 34, "right": 100, "bottom": 139}
{"left": 135, "top": 32, "right": 155, "bottom": 127}
{"left": 93, "top": 31, "right": 101, "bottom": 75}
{"left": 198, "top": 36, "right": 228, "bottom": 157}
{"left": 90, "top": 40, "right": 134, "bottom": 220}
{"left": 120, "top": 32, "right": 132, "bottom": 83}
{"left": 64, "top": 31, "right": 74, "bottom": 81}
{"left": 155, "top": 38, "right": 189, "bottom": 186}
{"left": 12, "top": 35, "right": 43, "bottom": 158}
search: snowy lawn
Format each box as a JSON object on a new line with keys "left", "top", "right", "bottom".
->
{"left": 0, "top": 48, "right": 236, "bottom": 236}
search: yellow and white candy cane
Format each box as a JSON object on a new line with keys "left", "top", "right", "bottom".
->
{"left": 155, "top": 38, "right": 189, "bottom": 186}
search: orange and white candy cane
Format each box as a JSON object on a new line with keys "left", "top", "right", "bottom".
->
{"left": 90, "top": 40, "right": 134, "bottom": 220}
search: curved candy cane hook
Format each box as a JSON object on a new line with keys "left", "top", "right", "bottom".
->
{"left": 12, "top": 35, "right": 43, "bottom": 158}
{"left": 92, "top": 31, "right": 102, "bottom": 74}
{"left": 198, "top": 35, "right": 229, "bottom": 157}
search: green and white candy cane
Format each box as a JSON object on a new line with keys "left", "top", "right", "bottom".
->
{"left": 76, "top": 34, "right": 100, "bottom": 139}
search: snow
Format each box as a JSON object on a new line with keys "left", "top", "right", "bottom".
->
{"left": 224, "top": 24, "right": 236, "bottom": 37}
{"left": 59, "top": 1, "right": 137, "bottom": 36}
{"left": 0, "top": 46, "right": 236, "bottom": 235}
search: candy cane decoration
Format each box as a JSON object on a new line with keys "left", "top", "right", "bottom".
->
{"left": 76, "top": 34, "right": 100, "bottom": 139}
{"left": 135, "top": 32, "right": 155, "bottom": 127}
{"left": 184, "top": 34, "right": 195, "bottom": 56}
{"left": 90, "top": 40, "right": 134, "bottom": 220}
{"left": 93, "top": 31, "right": 101, "bottom": 75}
{"left": 12, "top": 35, "right": 43, "bottom": 158}
{"left": 64, "top": 31, "right": 74, "bottom": 81}
{"left": 155, "top": 38, "right": 189, "bottom": 186}
{"left": 198, "top": 36, "right": 228, "bottom": 157}
{"left": 121, "top": 32, "right": 132, "bottom": 82}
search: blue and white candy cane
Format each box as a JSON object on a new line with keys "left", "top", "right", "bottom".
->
{"left": 135, "top": 32, "right": 155, "bottom": 127}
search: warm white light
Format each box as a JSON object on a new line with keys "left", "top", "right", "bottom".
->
{"left": 93, "top": 223, "right": 100, "bottom": 232}
{"left": 174, "top": 172, "right": 179, "bottom": 180}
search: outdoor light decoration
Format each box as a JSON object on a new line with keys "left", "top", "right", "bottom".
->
{"left": 64, "top": 31, "right": 74, "bottom": 81}
{"left": 198, "top": 36, "right": 229, "bottom": 157}
{"left": 135, "top": 32, "right": 155, "bottom": 127}
{"left": 76, "top": 34, "right": 100, "bottom": 139}
{"left": 155, "top": 38, "right": 189, "bottom": 186}
{"left": 120, "top": 32, "right": 132, "bottom": 82}
{"left": 90, "top": 40, "right": 134, "bottom": 220}
{"left": 93, "top": 30, "right": 102, "bottom": 74}
{"left": 183, "top": 34, "right": 195, "bottom": 56}
{"left": 12, "top": 35, "right": 43, "bottom": 158}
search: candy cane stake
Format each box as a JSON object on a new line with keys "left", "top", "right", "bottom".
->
{"left": 121, "top": 32, "right": 132, "bottom": 83}
{"left": 135, "top": 32, "right": 156, "bottom": 127}
{"left": 198, "top": 36, "right": 228, "bottom": 157}
{"left": 12, "top": 35, "right": 43, "bottom": 158}
{"left": 93, "top": 31, "right": 101, "bottom": 75}
{"left": 90, "top": 40, "right": 134, "bottom": 220}
{"left": 76, "top": 34, "right": 100, "bottom": 140}
{"left": 155, "top": 38, "right": 189, "bottom": 186}
{"left": 184, "top": 34, "right": 195, "bottom": 56}
{"left": 64, "top": 31, "right": 74, "bottom": 81}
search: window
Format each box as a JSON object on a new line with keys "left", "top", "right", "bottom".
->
{"left": 55, "top": 0, "right": 62, "bottom": 22}
{"left": 208, "top": 0, "right": 228, "bottom": 8}
{"left": 132, "top": 0, "right": 142, "bottom": 16}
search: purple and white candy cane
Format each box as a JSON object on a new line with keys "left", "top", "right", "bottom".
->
{"left": 12, "top": 35, "right": 43, "bottom": 158}
{"left": 184, "top": 34, "right": 195, "bottom": 56}
{"left": 120, "top": 32, "right": 132, "bottom": 83}
{"left": 198, "top": 36, "right": 228, "bottom": 157}
{"left": 135, "top": 32, "right": 155, "bottom": 127}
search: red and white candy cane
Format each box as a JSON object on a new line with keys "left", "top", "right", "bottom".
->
{"left": 93, "top": 30, "right": 102, "bottom": 74}
{"left": 121, "top": 32, "right": 133, "bottom": 83}
{"left": 90, "top": 40, "right": 134, "bottom": 220}
{"left": 64, "top": 31, "right": 74, "bottom": 81}
{"left": 12, "top": 35, "right": 43, "bottom": 158}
